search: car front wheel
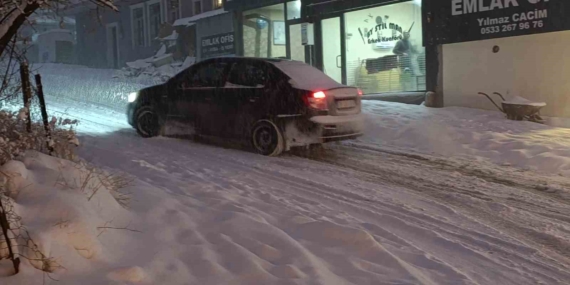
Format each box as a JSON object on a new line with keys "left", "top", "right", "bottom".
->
{"left": 135, "top": 105, "right": 161, "bottom": 138}
{"left": 252, "top": 120, "right": 284, "bottom": 156}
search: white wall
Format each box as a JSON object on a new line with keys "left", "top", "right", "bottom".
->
{"left": 443, "top": 30, "right": 570, "bottom": 118}
{"left": 289, "top": 23, "right": 305, "bottom": 62}
{"left": 322, "top": 17, "right": 342, "bottom": 83}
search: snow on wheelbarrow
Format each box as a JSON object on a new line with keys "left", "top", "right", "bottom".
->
{"left": 479, "top": 92, "right": 547, "bottom": 123}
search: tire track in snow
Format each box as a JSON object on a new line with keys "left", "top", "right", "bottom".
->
{"left": 341, "top": 142, "right": 570, "bottom": 205}
{"left": 93, "top": 135, "right": 570, "bottom": 285}
{"left": 302, "top": 145, "right": 570, "bottom": 270}
{"left": 67, "top": 111, "right": 570, "bottom": 284}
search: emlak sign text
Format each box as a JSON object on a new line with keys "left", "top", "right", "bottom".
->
{"left": 451, "top": 0, "right": 521, "bottom": 15}
{"left": 201, "top": 32, "right": 236, "bottom": 59}
{"left": 429, "top": 0, "right": 570, "bottom": 44}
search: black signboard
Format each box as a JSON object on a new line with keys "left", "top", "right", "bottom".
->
{"left": 201, "top": 32, "right": 235, "bottom": 59}
{"left": 430, "top": 0, "right": 570, "bottom": 44}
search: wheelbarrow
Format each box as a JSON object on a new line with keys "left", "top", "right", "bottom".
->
{"left": 478, "top": 92, "right": 546, "bottom": 123}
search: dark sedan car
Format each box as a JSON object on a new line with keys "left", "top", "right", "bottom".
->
{"left": 126, "top": 57, "right": 363, "bottom": 156}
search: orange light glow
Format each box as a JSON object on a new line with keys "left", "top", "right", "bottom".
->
{"left": 313, "top": 91, "right": 326, "bottom": 99}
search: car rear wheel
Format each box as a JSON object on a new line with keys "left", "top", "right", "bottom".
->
{"left": 135, "top": 105, "right": 161, "bottom": 138}
{"left": 252, "top": 120, "right": 284, "bottom": 156}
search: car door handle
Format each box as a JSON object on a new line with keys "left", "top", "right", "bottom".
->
{"left": 205, "top": 97, "right": 212, "bottom": 101}
{"left": 336, "top": 55, "right": 342, "bottom": 68}
{"left": 249, "top": 97, "right": 260, "bottom": 103}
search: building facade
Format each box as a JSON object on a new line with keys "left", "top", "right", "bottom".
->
{"left": 225, "top": 0, "right": 427, "bottom": 95}
{"left": 18, "top": 12, "right": 76, "bottom": 64}
{"left": 425, "top": 0, "right": 570, "bottom": 118}
{"left": 65, "top": 0, "right": 570, "bottom": 118}
{"left": 225, "top": 0, "right": 570, "bottom": 118}
{"left": 66, "top": 0, "right": 234, "bottom": 69}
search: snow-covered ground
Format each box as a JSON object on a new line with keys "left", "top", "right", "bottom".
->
{"left": 1, "top": 64, "right": 570, "bottom": 284}
{"left": 358, "top": 101, "right": 570, "bottom": 176}
{"left": 31, "top": 63, "right": 570, "bottom": 176}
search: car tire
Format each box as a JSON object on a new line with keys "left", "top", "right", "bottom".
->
{"left": 134, "top": 105, "right": 161, "bottom": 138}
{"left": 252, "top": 120, "right": 284, "bottom": 156}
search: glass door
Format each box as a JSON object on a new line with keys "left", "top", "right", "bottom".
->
{"left": 288, "top": 23, "right": 306, "bottom": 62}
{"left": 321, "top": 17, "right": 342, "bottom": 84}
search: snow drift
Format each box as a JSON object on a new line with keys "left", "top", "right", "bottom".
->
{"left": 0, "top": 152, "right": 135, "bottom": 281}
{"left": 0, "top": 151, "right": 479, "bottom": 285}
{"left": 358, "top": 101, "right": 570, "bottom": 176}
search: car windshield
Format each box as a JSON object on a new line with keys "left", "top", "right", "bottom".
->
{"left": 270, "top": 60, "right": 345, "bottom": 91}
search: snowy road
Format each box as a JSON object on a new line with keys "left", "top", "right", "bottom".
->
{"left": 28, "top": 97, "right": 570, "bottom": 285}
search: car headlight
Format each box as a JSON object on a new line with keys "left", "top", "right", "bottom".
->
{"left": 128, "top": 92, "right": 138, "bottom": 103}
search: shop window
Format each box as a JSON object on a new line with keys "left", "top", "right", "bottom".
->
{"left": 227, "top": 63, "right": 267, "bottom": 87}
{"left": 343, "top": 1, "right": 425, "bottom": 93}
{"left": 287, "top": 1, "right": 301, "bottom": 20}
{"left": 148, "top": 1, "right": 162, "bottom": 42}
{"left": 193, "top": 0, "right": 202, "bottom": 15}
{"left": 213, "top": 0, "right": 223, "bottom": 10}
{"left": 131, "top": 4, "right": 146, "bottom": 47}
{"left": 243, "top": 4, "right": 286, "bottom": 59}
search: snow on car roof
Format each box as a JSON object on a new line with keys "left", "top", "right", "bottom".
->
{"left": 270, "top": 60, "right": 345, "bottom": 91}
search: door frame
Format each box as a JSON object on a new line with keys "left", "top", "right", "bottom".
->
{"left": 315, "top": 13, "right": 347, "bottom": 85}
{"left": 106, "top": 22, "right": 120, "bottom": 69}
{"left": 286, "top": 20, "right": 311, "bottom": 64}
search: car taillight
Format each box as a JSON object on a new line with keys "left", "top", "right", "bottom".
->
{"left": 357, "top": 88, "right": 363, "bottom": 96}
{"left": 306, "top": 91, "right": 328, "bottom": 110}
{"left": 313, "top": 91, "right": 326, "bottom": 98}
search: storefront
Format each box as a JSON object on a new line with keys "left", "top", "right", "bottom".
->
{"left": 174, "top": 9, "right": 236, "bottom": 62}
{"left": 425, "top": 0, "right": 570, "bottom": 117}
{"left": 225, "top": 0, "right": 427, "bottom": 95}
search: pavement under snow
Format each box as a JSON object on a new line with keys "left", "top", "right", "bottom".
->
{"left": 1, "top": 64, "right": 570, "bottom": 284}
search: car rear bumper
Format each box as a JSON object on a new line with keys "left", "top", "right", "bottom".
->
{"left": 127, "top": 102, "right": 135, "bottom": 127}
{"left": 310, "top": 114, "right": 364, "bottom": 140}
{"left": 284, "top": 114, "right": 364, "bottom": 148}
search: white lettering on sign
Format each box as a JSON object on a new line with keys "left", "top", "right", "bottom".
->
{"left": 477, "top": 8, "right": 547, "bottom": 35}
{"left": 512, "top": 9, "right": 548, "bottom": 21}
{"left": 201, "top": 34, "right": 234, "bottom": 47}
{"left": 452, "top": 0, "right": 521, "bottom": 15}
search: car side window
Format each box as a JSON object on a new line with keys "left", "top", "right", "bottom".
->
{"left": 226, "top": 63, "right": 267, "bottom": 88}
{"left": 186, "top": 62, "right": 228, "bottom": 88}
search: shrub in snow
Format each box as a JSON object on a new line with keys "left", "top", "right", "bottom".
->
{"left": 0, "top": 152, "right": 134, "bottom": 278}
{"left": 0, "top": 109, "right": 79, "bottom": 166}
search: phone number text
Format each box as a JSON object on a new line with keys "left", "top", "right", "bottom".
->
{"left": 481, "top": 20, "right": 544, "bottom": 35}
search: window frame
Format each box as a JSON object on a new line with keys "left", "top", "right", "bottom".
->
{"left": 146, "top": 0, "right": 163, "bottom": 45}
{"left": 193, "top": 0, "right": 203, "bottom": 16}
{"left": 213, "top": 0, "right": 223, "bottom": 10}
{"left": 161, "top": 0, "right": 168, "bottom": 23}
{"left": 130, "top": 3, "right": 147, "bottom": 48}
{"left": 162, "top": 0, "right": 180, "bottom": 23}
{"left": 105, "top": 22, "right": 121, "bottom": 68}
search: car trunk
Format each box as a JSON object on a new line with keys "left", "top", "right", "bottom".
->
{"left": 270, "top": 60, "right": 361, "bottom": 116}
{"left": 324, "top": 87, "right": 361, "bottom": 116}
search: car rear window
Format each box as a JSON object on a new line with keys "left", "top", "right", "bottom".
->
{"left": 227, "top": 63, "right": 267, "bottom": 87}
{"left": 271, "top": 60, "right": 344, "bottom": 91}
